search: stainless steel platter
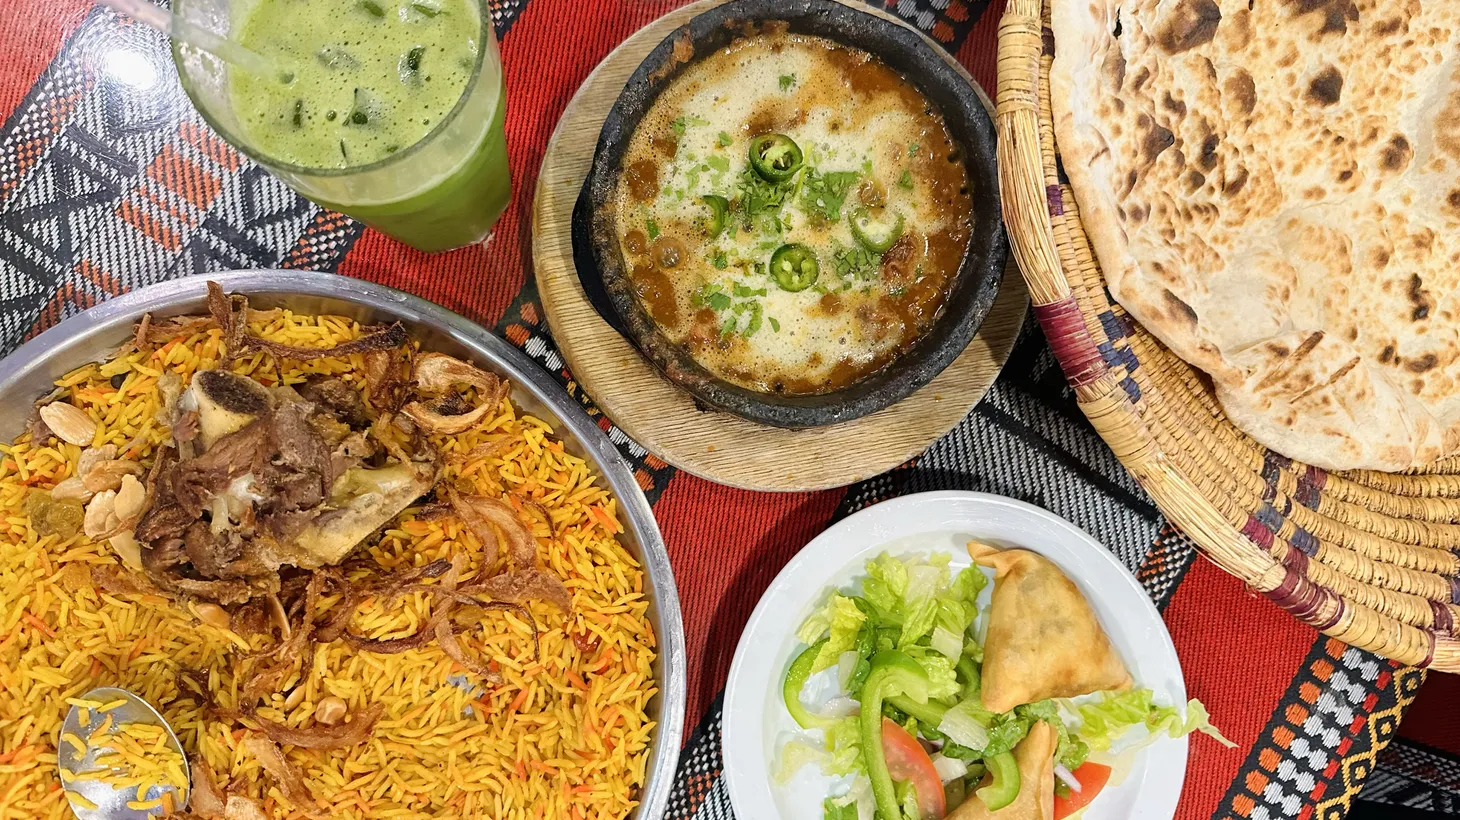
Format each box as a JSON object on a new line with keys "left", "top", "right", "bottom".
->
{"left": 0, "top": 270, "right": 686, "bottom": 820}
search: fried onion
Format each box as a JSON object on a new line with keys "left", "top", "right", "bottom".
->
{"left": 206, "top": 281, "right": 408, "bottom": 362}
{"left": 189, "top": 754, "right": 227, "bottom": 818}
{"left": 412, "top": 352, "right": 508, "bottom": 401}
{"left": 401, "top": 399, "right": 496, "bottom": 435}
{"left": 446, "top": 489, "right": 535, "bottom": 569}
{"left": 466, "top": 568, "right": 573, "bottom": 613}
{"left": 400, "top": 353, "right": 509, "bottom": 435}
{"left": 240, "top": 735, "right": 313, "bottom": 809}
{"left": 249, "top": 702, "right": 384, "bottom": 750}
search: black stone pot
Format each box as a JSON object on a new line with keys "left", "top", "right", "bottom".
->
{"left": 575, "top": 0, "right": 1007, "bottom": 428}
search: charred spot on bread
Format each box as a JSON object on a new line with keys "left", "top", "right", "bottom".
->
{"left": 1379, "top": 134, "right": 1413, "bottom": 173}
{"left": 1306, "top": 65, "right": 1343, "bottom": 106}
{"left": 1156, "top": 0, "right": 1222, "bottom": 54}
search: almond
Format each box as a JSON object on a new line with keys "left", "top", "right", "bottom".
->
{"left": 193, "top": 602, "right": 231, "bottom": 630}
{"left": 38, "top": 403, "right": 96, "bottom": 446}
{"left": 83, "top": 489, "right": 118, "bottom": 539}
{"left": 314, "top": 697, "right": 348, "bottom": 726}
{"left": 113, "top": 474, "right": 146, "bottom": 521}
{"left": 108, "top": 530, "right": 142, "bottom": 570}
{"left": 77, "top": 444, "right": 117, "bottom": 476}
{"left": 83, "top": 460, "right": 143, "bottom": 493}
{"left": 49, "top": 476, "right": 92, "bottom": 503}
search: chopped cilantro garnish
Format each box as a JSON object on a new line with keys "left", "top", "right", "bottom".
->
{"left": 670, "top": 114, "right": 709, "bottom": 136}
{"left": 909, "top": 143, "right": 920, "bottom": 155}
{"left": 706, "top": 155, "right": 730, "bottom": 174}
{"left": 800, "top": 169, "right": 860, "bottom": 222}
{"left": 696, "top": 280, "right": 768, "bottom": 338}
{"left": 718, "top": 131, "right": 733, "bottom": 147}
{"left": 897, "top": 169, "right": 914, "bottom": 190}
{"left": 769, "top": 317, "right": 781, "bottom": 333}
{"left": 711, "top": 252, "right": 729, "bottom": 269}
{"left": 861, "top": 159, "right": 874, "bottom": 176}
{"left": 779, "top": 74, "right": 796, "bottom": 91}
{"left": 745, "top": 301, "right": 764, "bottom": 336}
{"left": 645, "top": 219, "right": 660, "bottom": 239}
{"left": 692, "top": 283, "right": 733, "bottom": 312}
{"left": 833, "top": 244, "right": 881, "bottom": 280}
{"left": 736, "top": 166, "right": 794, "bottom": 229}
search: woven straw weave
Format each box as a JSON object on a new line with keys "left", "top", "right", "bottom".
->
{"left": 995, "top": 0, "right": 1460, "bottom": 671}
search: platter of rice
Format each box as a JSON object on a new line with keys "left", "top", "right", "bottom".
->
{"left": 0, "top": 271, "right": 685, "bottom": 820}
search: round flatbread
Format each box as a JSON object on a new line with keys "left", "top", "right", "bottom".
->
{"left": 1050, "top": 0, "right": 1460, "bottom": 471}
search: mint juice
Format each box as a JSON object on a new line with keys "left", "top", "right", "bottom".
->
{"left": 177, "top": 0, "right": 510, "bottom": 252}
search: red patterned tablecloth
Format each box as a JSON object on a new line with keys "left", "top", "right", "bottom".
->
{"left": 0, "top": 1, "right": 1450, "bottom": 818}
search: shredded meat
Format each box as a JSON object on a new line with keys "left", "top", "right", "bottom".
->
{"left": 299, "top": 378, "right": 369, "bottom": 428}
{"left": 184, "top": 520, "right": 243, "bottom": 578}
{"left": 173, "top": 410, "right": 199, "bottom": 444}
{"left": 174, "top": 421, "right": 271, "bottom": 516}
{"left": 256, "top": 402, "right": 332, "bottom": 519}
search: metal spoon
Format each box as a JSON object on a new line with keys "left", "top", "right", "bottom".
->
{"left": 57, "top": 687, "right": 191, "bottom": 820}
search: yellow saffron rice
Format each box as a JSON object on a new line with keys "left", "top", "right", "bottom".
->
{"left": 0, "top": 311, "right": 659, "bottom": 819}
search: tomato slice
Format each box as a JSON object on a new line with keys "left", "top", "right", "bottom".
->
{"left": 880, "top": 718, "right": 946, "bottom": 820}
{"left": 1053, "top": 761, "right": 1113, "bottom": 819}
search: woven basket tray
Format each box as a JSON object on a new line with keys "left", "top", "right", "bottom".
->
{"left": 996, "top": 0, "right": 1459, "bottom": 671}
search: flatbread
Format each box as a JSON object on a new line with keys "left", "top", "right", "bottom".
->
{"left": 1050, "top": 0, "right": 1460, "bottom": 471}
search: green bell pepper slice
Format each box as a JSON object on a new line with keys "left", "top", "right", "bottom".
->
{"left": 976, "top": 751, "right": 1021, "bottom": 811}
{"left": 783, "top": 639, "right": 837, "bottom": 730}
{"left": 859, "top": 651, "right": 931, "bottom": 820}
{"left": 887, "top": 694, "right": 948, "bottom": 728}
{"left": 957, "top": 656, "right": 981, "bottom": 701}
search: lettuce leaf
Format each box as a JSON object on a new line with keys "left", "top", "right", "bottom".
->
{"left": 796, "top": 594, "right": 868, "bottom": 672}
{"left": 1021, "top": 700, "right": 1089, "bottom": 769}
{"left": 1076, "top": 690, "right": 1237, "bottom": 752}
{"left": 904, "top": 648, "right": 961, "bottom": 702}
{"left": 951, "top": 565, "right": 988, "bottom": 602}
{"left": 775, "top": 738, "right": 829, "bottom": 783}
{"left": 1149, "top": 698, "right": 1237, "bottom": 748}
{"left": 862, "top": 552, "right": 908, "bottom": 621}
{"left": 824, "top": 716, "right": 865, "bottom": 777}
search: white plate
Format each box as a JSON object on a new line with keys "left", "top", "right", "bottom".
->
{"left": 723, "top": 491, "right": 1187, "bottom": 820}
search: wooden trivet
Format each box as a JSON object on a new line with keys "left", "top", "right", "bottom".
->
{"left": 530, "top": 0, "right": 1027, "bottom": 492}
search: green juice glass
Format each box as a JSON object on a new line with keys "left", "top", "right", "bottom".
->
{"left": 172, "top": 0, "right": 510, "bottom": 253}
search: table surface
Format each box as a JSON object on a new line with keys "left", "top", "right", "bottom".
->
{"left": 0, "top": 1, "right": 1432, "bottom": 818}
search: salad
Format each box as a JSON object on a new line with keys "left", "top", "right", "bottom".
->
{"left": 777, "top": 547, "right": 1233, "bottom": 819}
